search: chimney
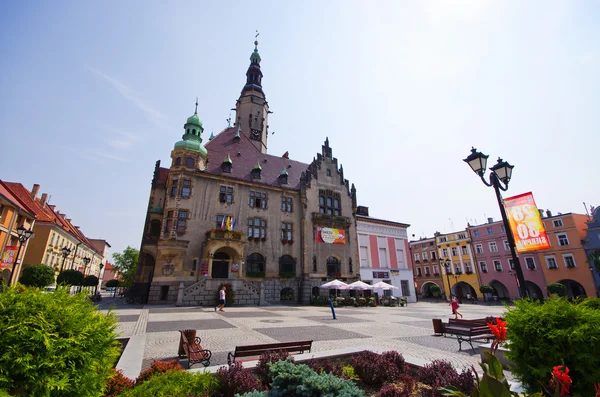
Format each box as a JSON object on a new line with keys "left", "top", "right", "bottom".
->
{"left": 40, "top": 193, "right": 48, "bottom": 207}
{"left": 31, "top": 184, "right": 40, "bottom": 199}
{"left": 538, "top": 209, "right": 545, "bottom": 218}
{"left": 356, "top": 206, "right": 369, "bottom": 216}
{"left": 487, "top": 217, "right": 494, "bottom": 224}
{"left": 546, "top": 210, "right": 552, "bottom": 217}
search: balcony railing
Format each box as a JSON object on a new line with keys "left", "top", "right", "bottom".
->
{"left": 465, "top": 269, "right": 473, "bottom": 274}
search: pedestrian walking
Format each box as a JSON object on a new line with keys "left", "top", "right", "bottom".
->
{"left": 450, "top": 294, "right": 463, "bottom": 319}
{"left": 216, "top": 285, "right": 226, "bottom": 312}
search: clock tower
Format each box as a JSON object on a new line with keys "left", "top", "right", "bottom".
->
{"left": 235, "top": 39, "right": 269, "bottom": 153}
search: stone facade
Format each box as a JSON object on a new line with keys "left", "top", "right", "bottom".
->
{"left": 134, "top": 42, "right": 359, "bottom": 306}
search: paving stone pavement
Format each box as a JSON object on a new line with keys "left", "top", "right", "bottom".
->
{"left": 105, "top": 301, "right": 506, "bottom": 374}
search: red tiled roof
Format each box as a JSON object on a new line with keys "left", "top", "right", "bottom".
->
{"left": 0, "top": 180, "right": 36, "bottom": 217}
{"left": 204, "top": 128, "right": 309, "bottom": 189}
{"left": 3, "top": 182, "right": 102, "bottom": 255}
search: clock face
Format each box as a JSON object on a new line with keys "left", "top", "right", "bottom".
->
{"left": 251, "top": 129, "right": 261, "bottom": 140}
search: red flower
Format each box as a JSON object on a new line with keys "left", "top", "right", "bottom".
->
{"left": 551, "top": 366, "right": 572, "bottom": 396}
{"left": 487, "top": 317, "right": 507, "bottom": 342}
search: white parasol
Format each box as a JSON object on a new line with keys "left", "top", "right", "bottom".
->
{"left": 372, "top": 281, "right": 398, "bottom": 290}
{"left": 320, "top": 279, "right": 349, "bottom": 289}
{"left": 347, "top": 281, "right": 374, "bottom": 290}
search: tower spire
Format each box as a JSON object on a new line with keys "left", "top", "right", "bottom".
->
{"left": 195, "top": 97, "right": 198, "bottom": 114}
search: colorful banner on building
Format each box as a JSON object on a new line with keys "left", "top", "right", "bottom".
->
{"left": 316, "top": 227, "right": 346, "bottom": 244}
{"left": 503, "top": 192, "right": 550, "bottom": 253}
{"left": 0, "top": 246, "right": 17, "bottom": 269}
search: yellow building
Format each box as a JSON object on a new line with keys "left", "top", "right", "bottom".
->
{"left": 0, "top": 181, "right": 36, "bottom": 284}
{"left": 436, "top": 229, "right": 481, "bottom": 300}
{"left": 3, "top": 182, "right": 105, "bottom": 280}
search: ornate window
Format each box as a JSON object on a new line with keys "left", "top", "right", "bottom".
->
{"left": 177, "top": 210, "right": 188, "bottom": 234}
{"left": 326, "top": 256, "right": 341, "bottom": 276}
{"left": 281, "top": 223, "right": 293, "bottom": 242}
{"left": 250, "top": 191, "right": 267, "bottom": 209}
{"left": 219, "top": 186, "right": 233, "bottom": 204}
{"left": 281, "top": 197, "right": 293, "bottom": 212}
{"left": 175, "top": 157, "right": 181, "bottom": 166}
{"left": 185, "top": 157, "right": 194, "bottom": 167}
{"left": 181, "top": 180, "right": 191, "bottom": 198}
{"left": 318, "top": 190, "right": 341, "bottom": 216}
{"left": 279, "top": 255, "right": 295, "bottom": 277}
{"left": 246, "top": 253, "right": 265, "bottom": 275}
{"left": 164, "top": 211, "right": 173, "bottom": 233}
{"left": 170, "top": 179, "right": 178, "bottom": 197}
{"left": 248, "top": 218, "right": 266, "bottom": 239}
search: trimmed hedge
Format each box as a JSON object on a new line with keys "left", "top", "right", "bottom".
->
{"left": 18, "top": 264, "right": 55, "bottom": 288}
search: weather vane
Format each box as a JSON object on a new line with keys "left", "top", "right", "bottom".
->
{"left": 255, "top": 30, "right": 260, "bottom": 39}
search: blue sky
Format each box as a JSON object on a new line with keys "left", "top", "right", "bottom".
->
{"left": 1, "top": 1, "right": 599, "bottom": 258}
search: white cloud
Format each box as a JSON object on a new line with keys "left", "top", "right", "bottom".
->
{"left": 106, "top": 131, "right": 145, "bottom": 150}
{"left": 94, "top": 151, "right": 129, "bottom": 162}
{"left": 87, "top": 66, "right": 166, "bottom": 127}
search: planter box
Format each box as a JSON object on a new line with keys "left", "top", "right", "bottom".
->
{"left": 478, "top": 342, "right": 515, "bottom": 370}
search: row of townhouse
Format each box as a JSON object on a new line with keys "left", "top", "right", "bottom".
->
{"left": 411, "top": 208, "right": 600, "bottom": 300}
{"left": 0, "top": 180, "right": 111, "bottom": 286}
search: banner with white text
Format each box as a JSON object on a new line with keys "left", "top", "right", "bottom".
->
{"left": 316, "top": 227, "right": 346, "bottom": 244}
{"left": 503, "top": 192, "right": 550, "bottom": 253}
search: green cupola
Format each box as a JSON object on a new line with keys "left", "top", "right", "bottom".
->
{"left": 174, "top": 99, "right": 207, "bottom": 157}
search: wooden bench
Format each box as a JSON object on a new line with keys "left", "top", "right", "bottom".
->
{"left": 432, "top": 318, "right": 497, "bottom": 350}
{"left": 178, "top": 330, "right": 212, "bottom": 368}
{"left": 227, "top": 340, "right": 313, "bottom": 365}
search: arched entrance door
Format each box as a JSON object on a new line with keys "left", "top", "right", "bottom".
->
{"left": 452, "top": 281, "right": 477, "bottom": 300}
{"left": 421, "top": 282, "right": 440, "bottom": 297}
{"left": 212, "top": 252, "right": 230, "bottom": 279}
{"left": 559, "top": 279, "right": 587, "bottom": 298}
{"left": 490, "top": 280, "right": 510, "bottom": 299}
{"left": 525, "top": 281, "right": 544, "bottom": 300}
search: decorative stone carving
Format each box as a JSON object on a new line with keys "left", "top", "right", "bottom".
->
{"left": 162, "top": 263, "right": 175, "bottom": 276}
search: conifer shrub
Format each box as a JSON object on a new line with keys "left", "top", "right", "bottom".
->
{"left": 135, "top": 359, "right": 183, "bottom": 384}
{"left": 103, "top": 369, "right": 134, "bottom": 397}
{"left": 216, "top": 361, "right": 263, "bottom": 397}
{"left": 117, "top": 371, "right": 218, "bottom": 397}
{"left": 18, "top": 264, "right": 55, "bottom": 288}
{"left": 255, "top": 349, "right": 292, "bottom": 386}
{"left": 505, "top": 297, "right": 600, "bottom": 396}
{"left": 0, "top": 287, "right": 120, "bottom": 396}
{"left": 417, "top": 360, "right": 474, "bottom": 397}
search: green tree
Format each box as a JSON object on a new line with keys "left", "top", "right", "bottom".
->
{"left": 84, "top": 275, "right": 99, "bottom": 287}
{"left": 18, "top": 264, "right": 55, "bottom": 288}
{"left": 588, "top": 249, "right": 600, "bottom": 272}
{"left": 57, "top": 269, "right": 85, "bottom": 286}
{"left": 105, "top": 279, "right": 119, "bottom": 288}
{"left": 0, "top": 287, "right": 120, "bottom": 396}
{"left": 546, "top": 282, "right": 566, "bottom": 296}
{"left": 112, "top": 246, "right": 139, "bottom": 287}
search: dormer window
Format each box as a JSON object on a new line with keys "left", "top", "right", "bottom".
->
{"left": 221, "top": 154, "right": 232, "bottom": 173}
{"left": 252, "top": 169, "right": 261, "bottom": 179}
{"left": 279, "top": 169, "right": 288, "bottom": 185}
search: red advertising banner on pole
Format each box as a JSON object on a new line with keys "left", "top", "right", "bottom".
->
{"left": 0, "top": 246, "right": 17, "bottom": 269}
{"left": 503, "top": 192, "right": 550, "bottom": 253}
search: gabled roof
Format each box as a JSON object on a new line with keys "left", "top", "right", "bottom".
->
{"left": 3, "top": 182, "right": 102, "bottom": 255}
{"left": 204, "top": 127, "right": 309, "bottom": 189}
{"left": 0, "top": 180, "right": 36, "bottom": 218}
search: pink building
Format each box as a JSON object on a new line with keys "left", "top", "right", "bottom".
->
{"left": 468, "top": 218, "right": 546, "bottom": 300}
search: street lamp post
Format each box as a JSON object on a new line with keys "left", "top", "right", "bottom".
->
{"left": 7, "top": 225, "right": 34, "bottom": 286}
{"left": 443, "top": 258, "right": 452, "bottom": 300}
{"left": 82, "top": 257, "right": 91, "bottom": 276}
{"left": 508, "top": 270, "right": 520, "bottom": 299}
{"left": 464, "top": 147, "right": 528, "bottom": 298}
{"left": 59, "top": 247, "right": 72, "bottom": 273}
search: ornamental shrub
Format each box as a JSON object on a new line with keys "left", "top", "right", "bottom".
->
{"left": 256, "top": 349, "right": 292, "bottom": 386}
{"left": 264, "top": 359, "right": 363, "bottom": 397}
{"left": 307, "top": 358, "right": 344, "bottom": 377}
{"left": 57, "top": 269, "right": 85, "bottom": 285}
{"left": 381, "top": 350, "right": 408, "bottom": 375}
{"left": 18, "top": 264, "right": 55, "bottom": 288}
{"left": 376, "top": 374, "right": 417, "bottom": 397}
{"left": 117, "top": 371, "right": 218, "bottom": 397}
{"left": 341, "top": 364, "right": 358, "bottom": 380}
{"left": 103, "top": 369, "right": 134, "bottom": 397}
{"left": 351, "top": 350, "right": 400, "bottom": 385}
{"left": 105, "top": 279, "right": 119, "bottom": 288}
{"left": 579, "top": 297, "right": 600, "bottom": 310}
{"left": 546, "top": 282, "right": 566, "bottom": 296}
{"left": 216, "top": 361, "right": 263, "bottom": 397}
{"left": 504, "top": 297, "right": 600, "bottom": 396}
{"left": 84, "top": 275, "right": 99, "bottom": 287}
{"left": 417, "top": 360, "right": 474, "bottom": 397}
{"left": 0, "top": 287, "right": 120, "bottom": 396}
{"left": 136, "top": 359, "right": 183, "bottom": 384}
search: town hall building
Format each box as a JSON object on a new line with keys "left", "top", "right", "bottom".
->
{"left": 133, "top": 40, "right": 360, "bottom": 305}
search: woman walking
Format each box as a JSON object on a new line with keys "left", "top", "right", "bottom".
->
{"left": 450, "top": 294, "right": 463, "bottom": 319}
